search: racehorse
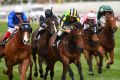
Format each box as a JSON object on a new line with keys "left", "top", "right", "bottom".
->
{"left": 3, "top": 21, "right": 33, "bottom": 80}
{"left": 98, "top": 13, "right": 118, "bottom": 69}
{"left": 82, "top": 22, "right": 103, "bottom": 75}
{"left": 49, "top": 23, "right": 84, "bottom": 80}
{"left": 31, "top": 17, "right": 58, "bottom": 80}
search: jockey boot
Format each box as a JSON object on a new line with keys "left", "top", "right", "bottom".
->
{"left": 51, "top": 35, "right": 60, "bottom": 47}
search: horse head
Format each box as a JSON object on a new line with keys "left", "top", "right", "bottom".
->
{"left": 45, "top": 18, "right": 58, "bottom": 34}
{"left": 105, "top": 13, "right": 118, "bottom": 33}
{"left": 19, "top": 21, "right": 32, "bottom": 45}
{"left": 85, "top": 23, "right": 99, "bottom": 42}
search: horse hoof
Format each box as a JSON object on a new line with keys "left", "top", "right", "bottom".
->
{"left": 106, "top": 65, "right": 110, "bottom": 69}
{"left": 88, "top": 71, "right": 94, "bottom": 76}
{"left": 34, "top": 72, "right": 38, "bottom": 77}
{"left": 98, "top": 67, "right": 102, "bottom": 73}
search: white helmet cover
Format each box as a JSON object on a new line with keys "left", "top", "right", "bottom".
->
{"left": 87, "top": 12, "right": 96, "bottom": 19}
{"left": 14, "top": 6, "right": 23, "bottom": 13}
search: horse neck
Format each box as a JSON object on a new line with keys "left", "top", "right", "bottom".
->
{"left": 104, "top": 19, "right": 114, "bottom": 35}
{"left": 39, "top": 29, "right": 52, "bottom": 45}
{"left": 67, "top": 31, "right": 80, "bottom": 46}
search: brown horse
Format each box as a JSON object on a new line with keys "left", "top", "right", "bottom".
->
{"left": 31, "top": 17, "right": 58, "bottom": 80}
{"left": 82, "top": 23, "right": 103, "bottom": 75}
{"left": 98, "top": 13, "right": 118, "bottom": 69}
{"left": 3, "top": 21, "right": 33, "bottom": 80}
{"left": 49, "top": 23, "right": 84, "bottom": 80}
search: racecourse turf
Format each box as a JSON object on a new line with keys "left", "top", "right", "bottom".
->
{"left": 0, "top": 22, "right": 120, "bottom": 80}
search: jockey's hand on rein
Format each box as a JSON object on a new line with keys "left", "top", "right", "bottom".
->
{"left": 15, "top": 26, "right": 19, "bottom": 30}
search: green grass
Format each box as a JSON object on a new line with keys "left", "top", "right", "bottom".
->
{"left": 0, "top": 22, "right": 120, "bottom": 80}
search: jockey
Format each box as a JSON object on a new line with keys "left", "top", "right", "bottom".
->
{"left": 35, "top": 8, "right": 58, "bottom": 40}
{"left": 80, "top": 11, "right": 97, "bottom": 30}
{"left": 97, "top": 5, "right": 114, "bottom": 27}
{"left": 51, "top": 8, "right": 80, "bottom": 47}
{"left": 0, "top": 5, "right": 27, "bottom": 47}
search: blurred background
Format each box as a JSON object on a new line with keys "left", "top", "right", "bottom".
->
{"left": 0, "top": 0, "right": 120, "bottom": 23}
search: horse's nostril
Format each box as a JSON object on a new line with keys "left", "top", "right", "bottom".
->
{"left": 23, "top": 39, "right": 29, "bottom": 45}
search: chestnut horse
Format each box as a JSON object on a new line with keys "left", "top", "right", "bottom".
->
{"left": 3, "top": 21, "right": 33, "bottom": 80}
{"left": 98, "top": 13, "right": 118, "bottom": 69}
{"left": 82, "top": 23, "right": 103, "bottom": 75}
{"left": 49, "top": 23, "right": 84, "bottom": 80}
{"left": 31, "top": 17, "right": 58, "bottom": 80}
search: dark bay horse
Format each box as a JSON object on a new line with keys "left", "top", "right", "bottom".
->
{"left": 49, "top": 23, "right": 84, "bottom": 80}
{"left": 3, "top": 21, "right": 33, "bottom": 80}
{"left": 98, "top": 13, "right": 118, "bottom": 69}
{"left": 31, "top": 17, "right": 58, "bottom": 80}
{"left": 82, "top": 23, "right": 103, "bottom": 75}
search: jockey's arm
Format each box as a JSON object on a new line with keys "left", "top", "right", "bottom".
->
{"left": 76, "top": 16, "right": 80, "bottom": 22}
{"left": 8, "top": 12, "right": 15, "bottom": 28}
{"left": 59, "top": 16, "right": 66, "bottom": 31}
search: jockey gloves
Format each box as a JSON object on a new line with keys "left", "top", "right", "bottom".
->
{"left": 57, "top": 30, "right": 63, "bottom": 36}
{"left": 15, "top": 26, "right": 19, "bottom": 30}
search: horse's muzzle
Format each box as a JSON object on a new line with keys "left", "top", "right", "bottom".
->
{"left": 23, "top": 39, "right": 30, "bottom": 45}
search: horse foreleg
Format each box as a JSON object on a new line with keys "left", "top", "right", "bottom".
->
{"left": 44, "top": 63, "right": 50, "bottom": 80}
{"left": 49, "top": 61, "right": 56, "bottom": 80}
{"left": 20, "top": 59, "right": 29, "bottom": 80}
{"left": 104, "top": 51, "right": 110, "bottom": 69}
{"left": 27, "top": 58, "right": 33, "bottom": 80}
{"left": 32, "top": 53, "right": 38, "bottom": 77}
{"left": 105, "top": 51, "right": 109, "bottom": 62}
{"left": 62, "top": 62, "right": 68, "bottom": 80}
{"left": 8, "top": 66, "right": 13, "bottom": 80}
{"left": 5, "top": 60, "right": 13, "bottom": 80}
{"left": 38, "top": 55, "right": 44, "bottom": 78}
{"left": 62, "top": 57, "right": 74, "bottom": 80}
{"left": 83, "top": 50, "right": 94, "bottom": 75}
{"left": 109, "top": 49, "right": 114, "bottom": 64}
{"left": 98, "top": 53, "right": 103, "bottom": 73}
{"left": 75, "top": 57, "right": 84, "bottom": 80}
{"left": 94, "top": 56, "right": 99, "bottom": 68}
{"left": 18, "top": 64, "right": 22, "bottom": 75}
{"left": 67, "top": 64, "right": 74, "bottom": 80}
